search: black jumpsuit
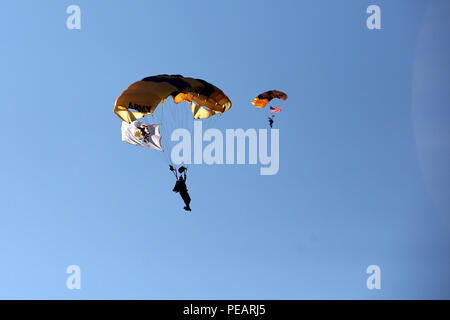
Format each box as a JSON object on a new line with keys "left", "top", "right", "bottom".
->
{"left": 173, "top": 176, "right": 191, "bottom": 211}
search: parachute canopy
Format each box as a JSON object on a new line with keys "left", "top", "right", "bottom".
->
{"left": 114, "top": 74, "right": 232, "bottom": 123}
{"left": 252, "top": 90, "right": 288, "bottom": 108}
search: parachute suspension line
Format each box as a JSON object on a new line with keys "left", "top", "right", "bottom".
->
{"left": 209, "top": 110, "right": 221, "bottom": 131}
{"left": 172, "top": 99, "right": 180, "bottom": 166}
{"left": 159, "top": 100, "right": 167, "bottom": 164}
{"left": 165, "top": 99, "right": 176, "bottom": 166}
{"left": 156, "top": 100, "right": 225, "bottom": 170}
{"left": 181, "top": 99, "right": 191, "bottom": 170}
{"left": 156, "top": 98, "right": 194, "bottom": 168}
{"left": 161, "top": 100, "right": 173, "bottom": 165}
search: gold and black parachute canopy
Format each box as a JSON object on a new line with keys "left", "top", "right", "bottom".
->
{"left": 252, "top": 90, "right": 288, "bottom": 108}
{"left": 114, "top": 74, "right": 232, "bottom": 122}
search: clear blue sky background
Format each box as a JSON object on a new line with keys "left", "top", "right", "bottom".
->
{"left": 0, "top": 0, "right": 449, "bottom": 299}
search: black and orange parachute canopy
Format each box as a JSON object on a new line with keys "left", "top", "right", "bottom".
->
{"left": 114, "top": 74, "right": 232, "bottom": 122}
{"left": 252, "top": 90, "right": 288, "bottom": 108}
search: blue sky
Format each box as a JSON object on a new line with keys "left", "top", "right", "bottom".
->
{"left": 0, "top": 0, "right": 449, "bottom": 299}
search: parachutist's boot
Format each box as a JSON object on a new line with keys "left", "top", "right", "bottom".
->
{"left": 184, "top": 206, "right": 191, "bottom": 212}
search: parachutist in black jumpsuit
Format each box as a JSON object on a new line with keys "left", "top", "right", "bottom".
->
{"left": 268, "top": 117, "right": 274, "bottom": 128}
{"left": 171, "top": 166, "right": 191, "bottom": 211}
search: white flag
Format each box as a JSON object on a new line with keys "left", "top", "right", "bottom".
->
{"left": 121, "top": 120, "right": 163, "bottom": 151}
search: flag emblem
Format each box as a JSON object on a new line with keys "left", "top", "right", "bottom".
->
{"left": 270, "top": 106, "right": 282, "bottom": 114}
